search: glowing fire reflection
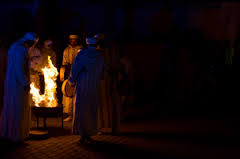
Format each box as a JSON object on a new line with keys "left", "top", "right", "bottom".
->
{"left": 30, "top": 56, "right": 59, "bottom": 107}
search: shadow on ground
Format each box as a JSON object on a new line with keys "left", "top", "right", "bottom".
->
{"left": 112, "top": 131, "right": 240, "bottom": 147}
{"left": 78, "top": 140, "right": 189, "bottom": 159}
{"left": 28, "top": 127, "right": 71, "bottom": 140}
{"left": 0, "top": 138, "right": 22, "bottom": 157}
{"left": 47, "top": 127, "right": 72, "bottom": 137}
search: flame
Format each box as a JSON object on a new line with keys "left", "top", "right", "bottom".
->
{"left": 30, "top": 83, "right": 44, "bottom": 107}
{"left": 30, "top": 56, "right": 59, "bottom": 107}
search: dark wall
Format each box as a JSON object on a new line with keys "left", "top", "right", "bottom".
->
{"left": 2, "top": 1, "right": 239, "bottom": 114}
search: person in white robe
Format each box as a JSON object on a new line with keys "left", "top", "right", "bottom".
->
{"left": 0, "top": 32, "right": 39, "bottom": 143}
{"left": 96, "top": 34, "right": 122, "bottom": 134}
{"left": 68, "top": 37, "right": 104, "bottom": 144}
{"left": 41, "top": 39, "right": 57, "bottom": 68}
{"left": 96, "top": 36, "right": 112, "bottom": 133}
{"left": 61, "top": 34, "right": 82, "bottom": 121}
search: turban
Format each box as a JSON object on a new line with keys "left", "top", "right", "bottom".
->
{"left": 23, "top": 32, "right": 39, "bottom": 42}
{"left": 94, "top": 34, "right": 99, "bottom": 39}
{"left": 69, "top": 35, "right": 79, "bottom": 40}
{"left": 44, "top": 40, "right": 53, "bottom": 46}
{"left": 86, "top": 37, "right": 97, "bottom": 45}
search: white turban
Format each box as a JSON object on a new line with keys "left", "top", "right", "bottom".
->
{"left": 94, "top": 34, "right": 99, "bottom": 39}
{"left": 23, "top": 32, "right": 38, "bottom": 42}
{"left": 86, "top": 37, "right": 97, "bottom": 45}
{"left": 69, "top": 35, "right": 79, "bottom": 39}
{"left": 44, "top": 40, "right": 53, "bottom": 47}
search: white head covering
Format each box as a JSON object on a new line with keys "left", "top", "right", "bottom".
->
{"left": 86, "top": 37, "right": 97, "bottom": 45}
{"left": 23, "top": 32, "right": 38, "bottom": 42}
{"left": 94, "top": 34, "right": 99, "bottom": 39}
{"left": 69, "top": 35, "right": 79, "bottom": 40}
{"left": 44, "top": 39, "right": 53, "bottom": 47}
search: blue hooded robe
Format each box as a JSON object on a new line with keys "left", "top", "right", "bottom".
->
{"left": 69, "top": 47, "right": 104, "bottom": 136}
{"left": 0, "top": 38, "right": 30, "bottom": 142}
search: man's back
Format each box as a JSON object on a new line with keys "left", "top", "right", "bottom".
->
{"left": 75, "top": 47, "right": 104, "bottom": 94}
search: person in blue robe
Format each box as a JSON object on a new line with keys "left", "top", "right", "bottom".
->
{"left": 0, "top": 32, "right": 39, "bottom": 143}
{"left": 68, "top": 36, "right": 104, "bottom": 144}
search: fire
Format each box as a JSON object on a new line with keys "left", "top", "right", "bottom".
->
{"left": 30, "top": 56, "right": 59, "bottom": 107}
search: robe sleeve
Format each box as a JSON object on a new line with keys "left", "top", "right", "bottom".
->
{"left": 15, "top": 48, "right": 29, "bottom": 86}
{"left": 68, "top": 53, "right": 84, "bottom": 86}
{"left": 62, "top": 48, "right": 69, "bottom": 65}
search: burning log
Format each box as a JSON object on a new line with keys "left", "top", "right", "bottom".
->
{"left": 39, "top": 74, "right": 45, "bottom": 95}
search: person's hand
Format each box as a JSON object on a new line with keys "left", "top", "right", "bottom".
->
{"left": 67, "top": 80, "right": 75, "bottom": 87}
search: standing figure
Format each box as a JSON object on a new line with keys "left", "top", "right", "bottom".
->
{"left": 41, "top": 39, "right": 57, "bottom": 68}
{"left": 61, "top": 34, "right": 82, "bottom": 121}
{"left": 68, "top": 36, "right": 104, "bottom": 144}
{"left": 96, "top": 34, "right": 122, "bottom": 134}
{"left": 96, "top": 36, "right": 112, "bottom": 133}
{"left": 0, "top": 38, "right": 8, "bottom": 114}
{"left": 105, "top": 44, "right": 122, "bottom": 134}
{"left": 118, "top": 55, "right": 135, "bottom": 120}
{"left": 0, "top": 32, "right": 39, "bottom": 143}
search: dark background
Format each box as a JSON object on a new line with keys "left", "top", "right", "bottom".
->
{"left": 0, "top": 1, "right": 238, "bottom": 118}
